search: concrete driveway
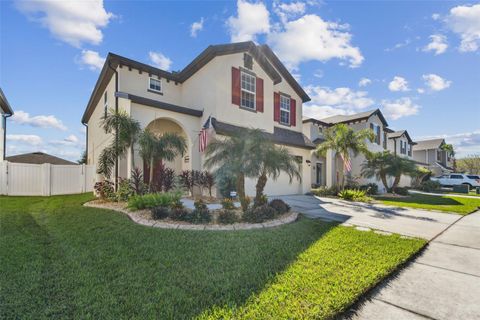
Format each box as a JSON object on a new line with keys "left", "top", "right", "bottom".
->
{"left": 276, "top": 195, "right": 461, "bottom": 240}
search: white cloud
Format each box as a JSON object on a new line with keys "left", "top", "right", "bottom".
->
{"left": 422, "top": 74, "right": 452, "bottom": 91}
{"left": 50, "top": 134, "right": 82, "bottom": 146}
{"left": 190, "top": 17, "right": 204, "bottom": 37}
{"left": 417, "top": 88, "right": 425, "bottom": 94}
{"left": 358, "top": 77, "right": 371, "bottom": 87}
{"left": 303, "top": 86, "right": 375, "bottom": 119}
{"left": 273, "top": 1, "right": 306, "bottom": 24}
{"left": 446, "top": 3, "right": 480, "bottom": 52}
{"left": 388, "top": 76, "right": 409, "bottom": 92}
{"left": 385, "top": 38, "right": 411, "bottom": 52}
{"left": 15, "top": 0, "right": 114, "bottom": 47}
{"left": 227, "top": 0, "right": 270, "bottom": 42}
{"left": 268, "top": 14, "right": 363, "bottom": 69}
{"left": 78, "top": 49, "right": 105, "bottom": 70}
{"left": 7, "top": 134, "right": 43, "bottom": 145}
{"left": 422, "top": 34, "right": 448, "bottom": 55}
{"left": 12, "top": 110, "right": 67, "bottom": 131}
{"left": 432, "top": 13, "right": 440, "bottom": 21}
{"left": 148, "top": 51, "right": 172, "bottom": 70}
{"left": 382, "top": 97, "right": 420, "bottom": 120}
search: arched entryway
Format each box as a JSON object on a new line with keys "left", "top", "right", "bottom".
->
{"left": 143, "top": 118, "right": 191, "bottom": 185}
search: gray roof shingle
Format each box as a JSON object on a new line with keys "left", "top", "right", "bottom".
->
{"left": 5, "top": 152, "right": 77, "bottom": 165}
{"left": 412, "top": 138, "right": 445, "bottom": 151}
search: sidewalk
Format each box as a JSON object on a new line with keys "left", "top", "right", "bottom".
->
{"left": 347, "top": 211, "right": 480, "bottom": 320}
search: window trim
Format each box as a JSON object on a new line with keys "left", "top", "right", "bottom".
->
{"left": 240, "top": 71, "right": 256, "bottom": 110}
{"left": 279, "top": 94, "right": 291, "bottom": 125}
{"left": 148, "top": 77, "right": 162, "bottom": 93}
{"left": 104, "top": 91, "right": 108, "bottom": 118}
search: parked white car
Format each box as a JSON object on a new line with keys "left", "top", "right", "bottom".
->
{"left": 431, "top": 174, "right": 480, "bottom": 188}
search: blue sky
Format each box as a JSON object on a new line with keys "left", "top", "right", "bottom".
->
{"left": 1, "top": 0, "right": 479, "bottom": 161}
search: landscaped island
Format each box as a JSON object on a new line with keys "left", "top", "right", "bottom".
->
{"left": 0, "top": 193, "right": 425, "bottom": 319}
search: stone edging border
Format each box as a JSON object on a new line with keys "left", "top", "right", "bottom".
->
{"left": 83, "top": 201, "right": 299, "bottom": 231}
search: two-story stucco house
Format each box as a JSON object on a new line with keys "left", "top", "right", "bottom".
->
{"left": 82, "top": 42, "right": 316, "bottom": 196}
{"left": 0, "top": 88, "right": 14, "bottom": 161}
{"left": 303, "top": 109, "right": 392, "bottom": 192}
{"left": 412, "top": 138, "right": 454, "bottom": 176}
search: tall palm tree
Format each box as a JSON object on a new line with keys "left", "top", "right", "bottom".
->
{"left": 204, "top": 128, "right": 262, "bottom": 211}
{"left": 316, "top": 123, "right": 374, "bottom": 188}
{"left": 254, "top": 144, "right": 301, "bottom": 206}
{"left": 361, "top": 151, "right": 392, "bottom": 191}
{"left": 362, "top": 151, "right": 417, "bottom": 192}
{"left": 138, "top": 129, "right": 187, "bottom": 189}
{"left": 97, "top": 109, "right": 141, "bottom": 178}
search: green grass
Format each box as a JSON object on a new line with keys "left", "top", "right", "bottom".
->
{"left": 375, "top": 193, "right": 480, "bottom": 215}
{"left": 0, "top": 194, "right": 425, "bottom": 319}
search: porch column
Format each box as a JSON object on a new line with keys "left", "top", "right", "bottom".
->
{"left": 326, "top": 149, "right": 336, "bottom": 188}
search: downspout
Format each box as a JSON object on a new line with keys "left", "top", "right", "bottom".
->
{"left": 3, "top": 113, "right": 12, "bottom": 160}
{"left": 107, "top": 60, "right": 119, "bottom": 191}
{"left": 82, "top": 123, "right": 88, "bottom": 163}
{"left": 393, "top": 139, "right": 397, "bottom": 156}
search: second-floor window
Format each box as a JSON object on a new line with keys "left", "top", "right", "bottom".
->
{"left": 104, "top": 91, "right": 108, "bottom": 118}
{"left": 400, "top": 141, "right": 407, "bottom": 154}
{"left": 370, "top": 123, "right": 381, "bottom": 145}
{"left": 241, "top": 72, "right": 256, "bottom": 109}
{"left": 437, "top": 150, "right": 442, "bottom": 161}
{"left": 149, "top": 77, "right": 162, "bottom": 93}
{"left": 280, "top": 95, "right": 290, "bottom": 125}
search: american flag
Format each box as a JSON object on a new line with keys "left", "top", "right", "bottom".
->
{"left": 340, "top": 153, "right": 352, "bottom": 172}
{"left": 199, "top": 116, "right": 214, "bottom": 153}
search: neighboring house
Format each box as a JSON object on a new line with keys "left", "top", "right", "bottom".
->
{"left": 82, "top": 42, "right": 315, "bottom": 196}
{"left": 386, "top": 129, "right": 415, "bottom": 158}
{"left": 5, "top": 152, "right": 77, "bottom": 165}
{"left": 303, "top": 109, "right": 391, "bottom": 192}
{"left": 0, "top": 88, "right": 14, "bottom": 161}
{"left": 412, "top": 138, "right": 454, "bottom": 176}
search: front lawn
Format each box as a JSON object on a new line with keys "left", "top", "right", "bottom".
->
{"left": 0, "top": 194, "right": 424, "bottom": 319}
{"left": 375, "top": 193, "right": 480, "bottom": 215}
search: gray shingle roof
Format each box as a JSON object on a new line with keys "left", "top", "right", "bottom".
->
{"left": 211, "top": 118, "right": 315, "bottom": 149}
{"left": 307, "top": 109, "right": 388, "bottom": 127}
{"left": 412, "top": 138, "right": 445, "bottom": 151}
{"left": 5, "top": 152, "right": 77, "bottom": 165}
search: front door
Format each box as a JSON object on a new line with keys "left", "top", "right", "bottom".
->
{"left": 316, "top": 163, "right": 322, "bottom": 185}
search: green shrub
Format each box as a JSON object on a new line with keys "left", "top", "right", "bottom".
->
{"left": 127, "top": 192, "right": 181, "bottom": 211}
{"left": 392, "top": 186, "right": 409, "bottom": 195}
{"left": 268, "top": 199, "right": 290, "bottom": 215}
{"left": 359, "top": 183, "right": 378, "bottom": 195}
{"left": 338, "top": 189, "right": 372, "bottom": 202}
{"left": 116, "top": 178, "right": 134, "bottom": 202}
{"left": 221, "top": 198, "right": 235, "bottom": 210}
{"left": 218, "top": 210, "right": 238, "bottom": 224}
{"left": 243, "top": 204, "right": 277, "bottom": 223}
{"left": 254, "top": 194, "right": 268, "bottom": 207}
{"left": 312, "top": 186, "right": 339, "bottom": 197}
{"left": 151, "top": 206, "right": 170, "bottom": 220}
{"left": 419, "top": 180, "right": 441, "bottom": 192}
{"left": 169, "top": 208, "right": 189, "bottom": 221}
{"left": 186, "top": 199, "right": 211, "bottom": 224}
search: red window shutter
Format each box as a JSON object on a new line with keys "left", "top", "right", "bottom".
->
{"left": 256, "top": 77, "right": 264, "bottom": 112}
{"left": 290, "top": 98, "right": 296, "bottom": 126}
{"left": 274, "top": 92, "right": 280, "bottom": 122}
{"left": 231, "top": 67, "right": 240, "bottom": 106}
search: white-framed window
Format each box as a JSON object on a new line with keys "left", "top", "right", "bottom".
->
{"left": 280, "top": 95, "right": 291, "bottom": 125}
{"left": 149, "top": 77, "right": 162, "bottom": 93}
{"left": 104, "top": 91, "right": 108, "bottom": 118}
{"left": 370, "top": 123, "right": 381, "bottom": 144}
{"left": 400, "top": 140, "right": 406, "bottom": 154}
{"left": 240, "top": 71, "right": 255, "bottom": 109}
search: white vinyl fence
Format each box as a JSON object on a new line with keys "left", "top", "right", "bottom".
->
{"left": 0, "top": 161, "right": 95, "bottom": 196}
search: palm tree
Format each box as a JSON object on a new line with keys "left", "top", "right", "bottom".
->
{"left": 97, "top": 109, "right": 141, "bottom": 179}
{"left": 389, "top": 155, "right": 417, "bottom": 190}
{"left": 361, "top": 151, "right": 393, "bottom": 191}
{"left": 254, "top": 144, "right": 301, "bottom": 206}
{"left": 316, "top": 123, "right": 374, "bottom": 188}
{"left": 138, "top": 129, "right": 187, "bottom": 189}
{"left": 204, "top": 128, "right": 262, "bottom": 211}
{"left": 362, "top": 152, "right": 417, "bottom": 192}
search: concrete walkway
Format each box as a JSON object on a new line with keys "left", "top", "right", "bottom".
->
{"left": 348, "top": 212, "right": 480, "bottom": 320}
{"left": 410, "top": 189, "right": 480, "bottom": 199}
{"left": 275, "top": 195, "right": 460, "bottom": 240}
